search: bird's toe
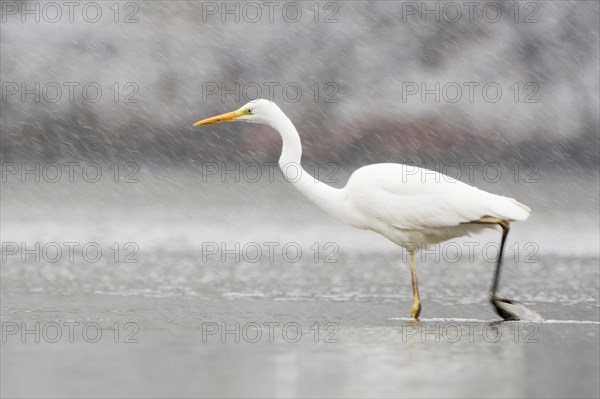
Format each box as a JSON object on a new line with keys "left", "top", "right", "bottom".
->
{"left": 411, "top": 302, "right": 422, "bottom": 320}
{"left": 491, "top": 296, "right": 521, "bottom": 321}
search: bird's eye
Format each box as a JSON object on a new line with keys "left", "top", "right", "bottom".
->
{"left": 247, "top": 109, "right": 252, "bottom": 114}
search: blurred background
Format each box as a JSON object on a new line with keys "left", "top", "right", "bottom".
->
{"left": 1, "top": 1, "right": 599, "bottom": 398}
{"left": 1, "top": 0, "right": 599, "bottom": 167}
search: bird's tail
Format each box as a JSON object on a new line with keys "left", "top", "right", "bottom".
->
{"left": 494, "top": 196, "right": 531, "bottom": 221}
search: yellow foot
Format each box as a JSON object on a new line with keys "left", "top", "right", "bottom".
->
{"left": 411, "top": 301, "right": 422, "bottom": 320}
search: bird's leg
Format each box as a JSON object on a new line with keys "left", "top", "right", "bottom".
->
{"left": 492, "top": 219, "right": 509, "bottom": 297}
{"left": 473, "top": 217, "right": 521, "bottom": 321}
{"left": 408, "top": 252, "right": 421, "bottom": 320}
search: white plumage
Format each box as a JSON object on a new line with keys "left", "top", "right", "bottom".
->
{"left": 341, "top": 163, "right": 530, "bottom": 248}
{"left": 193, "top": 99, "right": 533, "bottom": 321}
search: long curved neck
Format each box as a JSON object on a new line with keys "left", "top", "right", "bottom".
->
{"left": 268, "top": 111, "right": 344, "bottom": 217}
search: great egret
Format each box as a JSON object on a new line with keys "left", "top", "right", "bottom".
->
{"left": 194, "top": 99, "right": 532, "bottom": 321}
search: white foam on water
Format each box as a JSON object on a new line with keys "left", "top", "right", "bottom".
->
{"left": 388, "top": 317, "right": 490, "bottom": 323}
{"left": 388, "top": 317, "right": 600, "bottom": 325}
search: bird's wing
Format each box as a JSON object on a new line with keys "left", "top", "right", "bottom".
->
{"left": 346, "top": 164, "right": 530, "bottom": 231}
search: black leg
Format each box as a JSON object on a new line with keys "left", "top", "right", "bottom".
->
{"left": 489, "top": 220, "right": 521, "bottom": 321}
{"left": 472, "top": 217, "right": 522, "bottom": 321}
{"left": 491, "top": 220, "right": 509, "bottom": 296}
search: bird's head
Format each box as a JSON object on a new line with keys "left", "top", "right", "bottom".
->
{"left": 193, "top": 99, "right": 280, "bottom": 127}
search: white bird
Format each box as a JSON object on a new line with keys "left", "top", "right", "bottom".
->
{"left": 194, "top": 99, "right": 532, "bottom": 320}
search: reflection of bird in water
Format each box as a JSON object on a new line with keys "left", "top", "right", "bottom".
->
{"left": 194, "top": 99, "right": 534, "bottom": 321}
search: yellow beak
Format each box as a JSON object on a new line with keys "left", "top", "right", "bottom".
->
{"left": 193, "top": 109, "right": 244, "bottom": 126}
